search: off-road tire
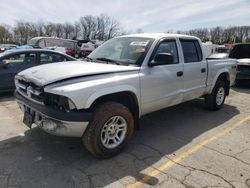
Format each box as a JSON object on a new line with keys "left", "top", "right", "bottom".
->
{"left": 205, "top": 80, "right": 227, "bottom": 111}
{"left": 83, "top": 102, "right": 134, "bottom": 158}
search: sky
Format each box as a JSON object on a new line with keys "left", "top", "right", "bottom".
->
{"left": 0, "top": 0, "right": 249, "bottom": 32}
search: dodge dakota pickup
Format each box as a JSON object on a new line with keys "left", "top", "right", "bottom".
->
{"left": 15, "top": 33, "right": 237, "bottom": 158}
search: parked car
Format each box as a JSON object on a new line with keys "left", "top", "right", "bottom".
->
{"left": 0, "top": 44, "right": 17, "bottom": 53}
{"left": 0, "top": 49, "right": 76, "bottom": 92}
{"left": 28, "top": 37, "right": 77, "bottom": 50}
{"left": 215, "top": 45, "right": 232, "bottom": 53}
{"left": 46, "top": 46, "right": 75, "bottom": 57}
{"left": 207, "top": 53, "right": 229, "bottom": 59}
{"left": 54, "top": 47, "right": 74, "bottom": 57}
{"left": 15, "top": 33, "right": 237, "bottom": 158}
{"left": 202, "top": 41, "right": 218, "bottom": 58}
{"left": 229, "top": 43, "right": 250, "bottom": 84}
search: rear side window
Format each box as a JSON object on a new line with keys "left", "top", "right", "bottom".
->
{"left": 2, "top": 53, "right": 36, "bottom": 64}
{"left": 180, "top": 40, "right": 202, "bottom": 63}
{"left": 40, "top": 53, "right": 68, "bottom": 64}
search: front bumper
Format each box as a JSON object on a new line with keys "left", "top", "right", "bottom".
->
{"left": 15, "top": 91, "right": 92, "bottom": 137}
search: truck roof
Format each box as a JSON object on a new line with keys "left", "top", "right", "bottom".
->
{"left": 120, "top": 33, "right": 200, "bottom": 40}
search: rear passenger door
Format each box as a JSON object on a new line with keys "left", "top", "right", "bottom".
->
{"left": 179, "top": 39, "right": 207, "bottom": 101}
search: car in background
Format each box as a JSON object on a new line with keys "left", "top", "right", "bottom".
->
{"left": 207, "top": 53, "right": 229, "bottom": 59}
{"left": 0, "top": 49, "right": 76, "bottom": 92}
{"left": 46, "top": 46, "right": 74, "bottom": 56}
{"left": 215, "top": 45, "right": 232, "bottom": 53}
{"left": 229, "top": 43, "right": 250, "bottom": 84}
{"left": 53, "top": 47, "right": 74, "bottom": 57}
{"left": 0, "top": 44, "right": 17, "bottom": 53}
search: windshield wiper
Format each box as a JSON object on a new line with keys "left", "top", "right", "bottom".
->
{"left": 95, "top": 57, "right": 121, "bottom": 65}
{"left": 84, "top": 56, "right": 93, "bottom": 62}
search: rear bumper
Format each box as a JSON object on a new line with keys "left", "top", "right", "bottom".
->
{"left": 15, "top": 91, "right": 91, "bottom": 137}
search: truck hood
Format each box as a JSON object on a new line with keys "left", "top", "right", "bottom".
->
{"left": 17, "top": 61, "right": 140, "bottom": 86}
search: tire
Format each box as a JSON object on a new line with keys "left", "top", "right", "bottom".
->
{"left": 205, "top": 80, "right": 227, "bottom": 111}
{"left": 83, "top": 102, "right": 134, "bottom": 158}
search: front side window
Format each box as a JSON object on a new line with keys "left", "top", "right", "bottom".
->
{"left": 88, "top": 37, "right": 154, "bottom": 65}
{"left": 180, "top": 40, "right": 202, "bottom": 63}
{"left": 2, "top": 53, "right": 36, "bottom": 64}
{"left": 152, "top": 40, "right": 179, "bottom": 64}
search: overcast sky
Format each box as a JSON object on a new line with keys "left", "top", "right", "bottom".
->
{"left": 1, "top": 0, "right": 249, "bottom": 32}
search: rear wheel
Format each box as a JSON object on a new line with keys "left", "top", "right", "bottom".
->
{"left": 83, "top": 102, "right": 134, "bottom": 158}
{"left": 205, "top": 80, "right": 227, "bottom": 111}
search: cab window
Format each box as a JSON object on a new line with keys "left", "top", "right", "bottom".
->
{"left": 180, "top": 39, "right": 202, "bottom": 63}
{"left": 152, "top": 40, "right": 179, "bottom": 64}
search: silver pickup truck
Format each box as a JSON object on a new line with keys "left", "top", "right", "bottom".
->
{"left": 15, "top": 33, "right": 237, "bottom": 158}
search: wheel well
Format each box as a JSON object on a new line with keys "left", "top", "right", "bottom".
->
{"left": 90, "top": 91, "right": 140, "bottom": 129}
{"left": 217, "top": 73, "right": 230, "bottom": 95}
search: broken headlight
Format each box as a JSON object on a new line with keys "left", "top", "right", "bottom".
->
{"left": 44, "top": 93, "right": 77, "bottom": 112}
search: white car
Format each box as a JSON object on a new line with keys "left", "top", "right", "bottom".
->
{"left": 15, "top": 33, "right": 237, "bottom": 158}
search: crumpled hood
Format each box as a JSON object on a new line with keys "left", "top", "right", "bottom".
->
{"left": 237, "top": 58, "right": 250, "bottom": 65}
{"left": 17, "top": 61, "right": 140, "bottom": 86}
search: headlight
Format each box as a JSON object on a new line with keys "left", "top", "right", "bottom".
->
{"left": 44, "top": 93, "right": 77, "bottom": 112}
{"left": 68, "top": 98, "right": 77, "bottom": 110}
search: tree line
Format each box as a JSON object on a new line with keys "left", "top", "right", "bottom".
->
{"left": 0, "top": 14, "right": 121, "bottom": 45}
{"left": 0, "top": 15, "right": 249, "bottom": 45}
{"left": 175, "top": 26, "right": 250, "bottom": 44}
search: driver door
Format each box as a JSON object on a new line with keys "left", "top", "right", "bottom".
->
{"left": 140, "top": 39, "right": 184, "bottom": 115}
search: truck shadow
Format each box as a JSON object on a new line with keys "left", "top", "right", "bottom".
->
{"left": 232, "top": 84, "right": 250, "bottom": 94}
{"left": 0, "top": 92, "right": 15, "bottom": 102}
{"left": 0, "top": 99, "right": 239, "bottom": 187}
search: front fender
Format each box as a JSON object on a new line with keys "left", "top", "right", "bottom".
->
{"left": 85, "top": 85, "right": 140, "bottom": 108}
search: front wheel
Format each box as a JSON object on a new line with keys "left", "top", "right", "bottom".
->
{"left": 83, "top": 102, "right": 134, "bottom": 158}
{"left": 205, "top": 80, "right": 227, "bottom": 111}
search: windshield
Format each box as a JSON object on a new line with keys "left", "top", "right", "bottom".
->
{"left": 229, "top": 44, "right": 250, "bottom": 59}
{"left": 88, "top": 37, "right": 154, "bottom": 65}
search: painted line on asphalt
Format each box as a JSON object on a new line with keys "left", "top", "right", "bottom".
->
{"left": 127, "top": 115, "right": 250, "bottom": 188}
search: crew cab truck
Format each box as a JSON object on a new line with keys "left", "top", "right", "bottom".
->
{"left": 15, "top": 33, "right": 237, "bottom": 158}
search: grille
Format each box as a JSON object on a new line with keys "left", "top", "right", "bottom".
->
{"left": 16, "top": 78, "right": 45, "bottom": 104}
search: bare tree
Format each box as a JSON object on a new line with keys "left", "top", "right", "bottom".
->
{"left": 0, "top": 24, "right": 13, "bottom": 43}
{"left": 188, "top": 28, "right": 209, "bottom": 42}
{"left": 79, "top": 15, "right": 97, "bottom": 39}
{"left": 73, "top": 22, "right": 81, "bottom": 39}
{"left": 2, "top": 14, "right": 249, "bottom": 46}
{"left": 107, "top": 18, "right": 120, "bottom": 40}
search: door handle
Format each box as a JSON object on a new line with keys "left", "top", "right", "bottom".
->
{"left": 201, "top": 68, "right": 206, "bottom": 73}
{"left": 177, "top": 71, "right": 183, "bottom": 77}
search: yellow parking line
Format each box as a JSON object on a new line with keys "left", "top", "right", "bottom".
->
{"left": 127, "top": 115, "right": 250, "bottom": 188}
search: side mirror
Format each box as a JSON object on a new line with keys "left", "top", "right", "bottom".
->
{"left": 149, "top": 53, "right": 174, "bottom": 67}
{"left": 0, "top": 60, "right": 9, "bottom": 69}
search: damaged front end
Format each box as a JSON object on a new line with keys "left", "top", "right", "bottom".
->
{"left": 15, "top": 76, "right": 92, "bottom": 137}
